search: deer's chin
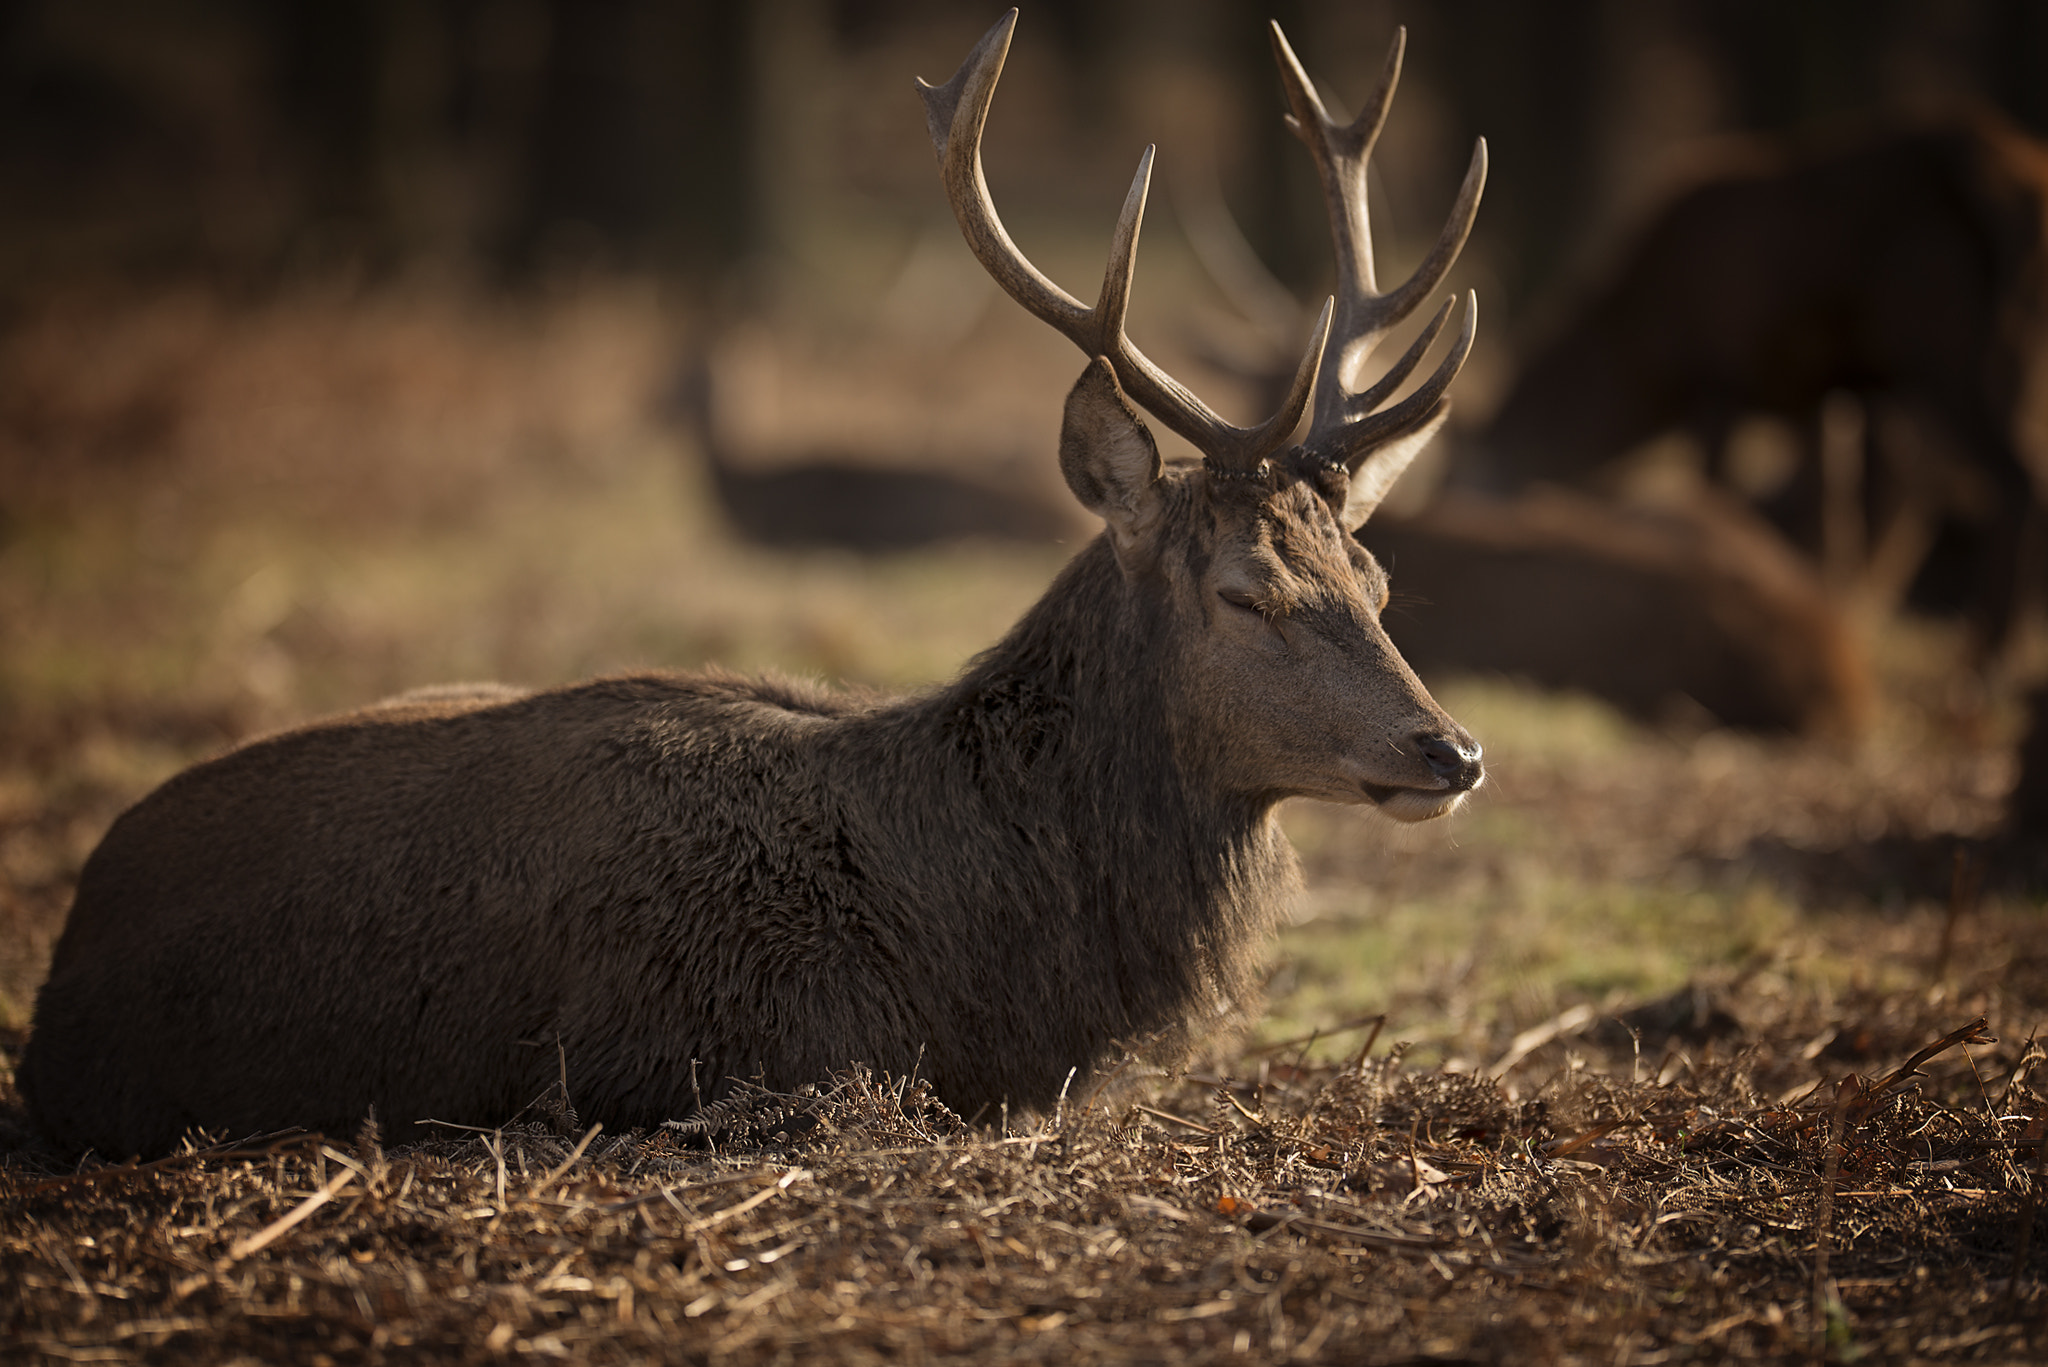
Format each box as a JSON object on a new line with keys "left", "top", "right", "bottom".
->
{"left": 1361, "top": 784, "right": 1471, "bottom": 823}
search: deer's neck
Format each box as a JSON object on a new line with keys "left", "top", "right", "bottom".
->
{"left": 798, "top": 536, "right": 1298, "bottom": 1107}
{"left": 886, "top": 538, "right": 1293, "bottom": 993}
{"left": 939, "top": 537, "right": 1259, "bottom": 835}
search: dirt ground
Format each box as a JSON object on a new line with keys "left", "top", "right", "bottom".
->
{"left": 0, "top": 285, "right": 2043, "bottom": 1363}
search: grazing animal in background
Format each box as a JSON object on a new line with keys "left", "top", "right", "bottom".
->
{"left": 1177, "top": 127, "right": 1872, "bottom": 737}
{"left": 21, "top": 11, "right": 1487, "bottom": 1158}
{"left": 674, "top": 345, "right": 1075, "bottom": 551}
{"left": 1362, "top": 488, "right": 1874, "bottom": 737}
{"left": 1473, "top": 115, "right": 2048, "bottom": 657}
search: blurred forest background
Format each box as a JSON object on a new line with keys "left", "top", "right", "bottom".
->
{"left": 1, "top": 0, "right": 2043, "bottom": 315}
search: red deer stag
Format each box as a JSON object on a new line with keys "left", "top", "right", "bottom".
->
{"left": 1474, "top": 116, "right": 2048, "bottom": 658}
{"left": 21, "top": 11, "right": 1485, "bottom": 1159}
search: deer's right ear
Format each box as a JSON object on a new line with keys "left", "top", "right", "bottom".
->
{"left": 1060, "top": 358, "right": 1166, "bottom": 561}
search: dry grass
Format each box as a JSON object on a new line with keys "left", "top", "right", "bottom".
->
{"left": 0, "top": 282, "right": 2044, "bottom": 1362}
{"left": 2, "top": 996, "right": 2042, "bottom": 1364}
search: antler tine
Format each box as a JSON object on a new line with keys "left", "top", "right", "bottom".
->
{"left": 1095, "top": 148, "right": 1150, "bottom": 348}
{"left": 1308, "top": 290, "right": 1478, "bottom": 471}
{"left": 1270, "top": 21, "right": 1486, "bottom": 471}
{"left": 1378, "top": 140, "right": 1487, "bottom": 336}
{"left": 1345, "top": 294, "right": 1455, "bottom": 416}
{"left": 1271, "top": 21, "right": 1399, "bottom": 298}
{"left": 919, "top": 10, "right": 1326, "bottom": 472}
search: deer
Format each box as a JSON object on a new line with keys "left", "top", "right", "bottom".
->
{"left": 672, "top": 341, "right": 1076, "bottom": 552}
{"left": 1364, "top": 485, "right": 1874, "bottom": 737}
{"left": 1470, "top": 114, "right": 2048, "bottom": 663}
{"left": 20, "top": 10, "right": 1487, "bottom": 1160}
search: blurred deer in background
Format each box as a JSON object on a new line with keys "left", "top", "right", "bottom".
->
{"left": 672, "top": 330, "right": 1078, "bottom": 552}
{"left": 1473, "top": 115, "right": 2048, "bottom": 663}
{"left": 1366, "top": 486, "right": 1873, "bottom": 737}
{"left": 23, "top": 11, "right": 1487, "bottom": 1159}
{"left": 1177, "top": 117, "right": 1873, "bottom": 738}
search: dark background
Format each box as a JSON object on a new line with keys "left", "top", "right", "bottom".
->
{"left": 1, "top": 0, "right": 2042, "bottom": 326}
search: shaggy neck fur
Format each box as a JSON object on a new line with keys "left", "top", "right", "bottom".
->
{"left": 848, "top": 533, "right": 1300, "bottom": 1111}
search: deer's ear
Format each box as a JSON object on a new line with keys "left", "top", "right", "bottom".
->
{"left": 1338, "top": 401, "right": 1452, "bottom": 530}
{"left": 1060, "top": 358, "right": 1166, "bottom": 560}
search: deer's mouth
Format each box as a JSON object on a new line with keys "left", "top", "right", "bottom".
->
{"left": 1361, "top": 781, "right": 1472, "bottom": 823}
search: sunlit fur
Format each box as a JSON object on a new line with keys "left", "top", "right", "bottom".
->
{"left": 1139, "top": 468, "right": 1481, "bottom": 820}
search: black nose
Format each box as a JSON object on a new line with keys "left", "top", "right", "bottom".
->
{"left": 1414, "top": 732, "right": 1484, "bottom": 791}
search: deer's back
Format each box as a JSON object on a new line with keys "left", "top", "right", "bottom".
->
{"left": 20, "top": 671, "right": 919, "bottom": 1157}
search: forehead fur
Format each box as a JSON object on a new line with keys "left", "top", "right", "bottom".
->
{"left": 1183, "top": 469, "right": 1386, "bottom": 609}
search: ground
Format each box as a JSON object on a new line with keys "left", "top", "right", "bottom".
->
{"left": 0, "top": 284, "right": 2042, "bottom": 1363}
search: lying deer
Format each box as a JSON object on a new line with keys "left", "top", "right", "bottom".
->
{"left": 1364, "top": 487, "right": 1874, "bottom": 737}
{"left": 22, "top": 11, "right": 1486, "bottom": 1158}
{"left": 674, "top": 342, "right": 1076, "bottom": 551}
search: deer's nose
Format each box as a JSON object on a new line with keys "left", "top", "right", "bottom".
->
{"left": 1414, "top": 732, "right": 1484, "bottom": 791}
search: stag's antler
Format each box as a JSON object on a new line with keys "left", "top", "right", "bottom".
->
{"left": 1270, "top": 23, "right": 1485, "bottom": 485}
{"left": 918, "top": 11, "right": 1481, "bottom": 489}
{"left": 917, "top": 10, "right": 1327, "bottom": 475}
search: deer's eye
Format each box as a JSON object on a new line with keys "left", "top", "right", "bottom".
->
{"left": 1217, "top": 588, "right": 1263, "bottom": 615}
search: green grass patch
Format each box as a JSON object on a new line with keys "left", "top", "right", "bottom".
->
{"left": 1258, "top": 876, "right": 1805, "bottom": 1067}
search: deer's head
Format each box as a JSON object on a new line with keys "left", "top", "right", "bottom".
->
{"left": 923, "top": 11, "right": 1486, "bottom": 819}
